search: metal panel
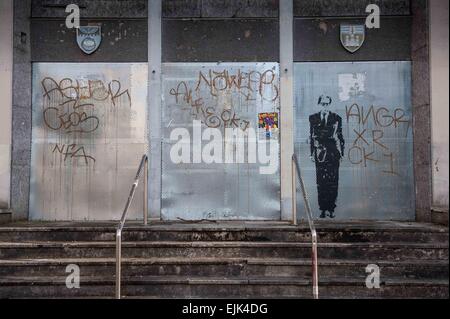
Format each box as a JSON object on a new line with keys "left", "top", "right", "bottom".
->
{"left": 161, "top": 63, "right": 281, "bottom": 220}
{"left": 294, "top": 62, "right": 415, "bottom": 220}
{"left": 30, "top": 63, "right": 148, "bottom": 221}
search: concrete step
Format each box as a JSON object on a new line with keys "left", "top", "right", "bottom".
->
{"left": 0, "top": 276, "right": 447, "bottom": 299}
{"left": 0, "top": 258, "right": 447, "bottom": 279}
{"left": 0, "top": 222, "right": 447, "bottom": 243}
{"left": 0, "top": 211, "right": 11, "bottom": 225}
{"left": 0, "top": 241, "right": 447, "bottom": 260}
{"left": 0, "top": 222, "right": 447, "bottom": 299}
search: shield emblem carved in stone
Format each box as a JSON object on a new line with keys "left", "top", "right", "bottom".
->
{"left": 340, "top": 24, "right": 365, "bottom": 53}
{"left": 76, "top": 26, "right": 102, "bottom": 55}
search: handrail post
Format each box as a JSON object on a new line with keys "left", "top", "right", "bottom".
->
{"left": 144, "top": 157, "right": 148, "bottom": 226}
{"left": 311, "top": 230, "right": 319, "bottom": 300}
{"left": 115, "top": 229, "right": 122, "bottom": 299}
{"left": 115, "top": 154, "right": 149, "bottom": 299}
{"left": 292, "top": 154, "right": 319, "bottom": 299}
{"left": 291, "top": 158, "right": 297, "bottom": 225}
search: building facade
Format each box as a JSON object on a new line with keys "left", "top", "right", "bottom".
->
{"left": 0, "top": 0, "right": 448, "bottom": 224}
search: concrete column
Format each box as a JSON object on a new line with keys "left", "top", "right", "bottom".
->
{"left": 430, "top": 0, "right": 449, "bottom": 223}
{"left": 11, "top": 0, "right": 32, "bottom": 221}
{"left": 279, "top": 0, "right": 295, "bottom": 222}
{"left": 148, "top": 0, "right": 162, "bottom": 220}
{"left": 411, "top": 0, "right": 432, "bottom": 223}
{"left": 0, "top": 0, "right": 13, "bottom": 214}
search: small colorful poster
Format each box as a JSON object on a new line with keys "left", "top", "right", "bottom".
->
{"left": 258, "top": 112, "right": 279, "bottom": 140}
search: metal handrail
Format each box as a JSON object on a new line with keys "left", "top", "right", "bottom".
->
{"left": 116, "top": 154, "right": 149, "bottom": 299}
{"left": 292, "top": 154, "right": 319, "bottom": 299}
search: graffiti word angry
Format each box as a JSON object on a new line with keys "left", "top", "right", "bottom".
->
{"left": 346, "top": 103, "right": 411, "bottom": 133}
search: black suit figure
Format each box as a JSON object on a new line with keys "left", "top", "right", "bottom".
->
{"left": 309, "top": 95, "right": 345, "bottom": 219}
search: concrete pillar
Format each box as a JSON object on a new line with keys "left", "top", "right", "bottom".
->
{"left": 411, "top": 0, "right": 432, "bottom": 223}
{"left": 148, "top": 0, "right": 162, "bottom": 220}
{"left": 0, "top": 0, "right": 13, "bottom": 215}
{"left": 430, "top": 0, "right": 449, "bottom": 223}
{"left": 279, "top": 0, "right": 295, "bottom": 222}
{"left": 11, "top": 0, "right": 32, "bottom": 221}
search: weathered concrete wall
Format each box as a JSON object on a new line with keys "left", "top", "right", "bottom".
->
{"left": 24, "top": 4, "right": 282, "bottom": 76}
{"left": 294, "top": 17, "right": 411, "bottom": 62}
{"left": 162, "top": 0, "right": 279, "bottom": 62}
{"left": 293, "top": 0, "right": 411, "bottom": 16}
{"left": 162, "top": 0, "right": 278, "bottom": 18}
{"left": 162, "top": 19, "right": 279, "bottom": 62}
{"left": 430, "top": 0, "right": 449, "bottom": 218}
{"left": 30, "top": 19, "right": 148, "bottom": 62}
{"left": 31, "top": 0, "right": 148, "bottom": 62}
{"left": 293, "top": 0, "right": 411, "bottom": 62}
{"left": 12, "top": 0, "right": 32, "bottom": 220}
{"left": 0, "top": 0, "right": 13, "bottom": 210}
{"left": 31, "top": 0, "right": 148, "bottom": 18}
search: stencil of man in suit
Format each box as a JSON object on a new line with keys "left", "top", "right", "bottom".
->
{"left": 309, "top": 95, "right": 345, "bottom": 219}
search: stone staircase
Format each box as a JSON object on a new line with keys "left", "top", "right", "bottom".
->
{"left": 0, "top": 221, "right": 448, "bottom": 299}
